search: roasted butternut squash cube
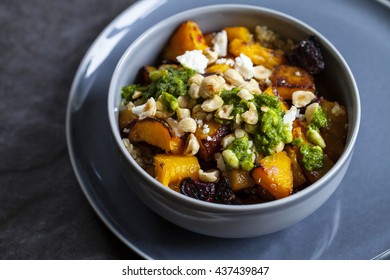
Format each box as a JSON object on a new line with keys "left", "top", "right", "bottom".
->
{"left": 163, "top": 21, "right": 208, "bottom": 61}
{"left": 154, "top": 154, "right": 200, "bottom": 189}
{"left": 194, "top": 119, "right": 230, "bottom": 162}
{"left": 228, "top": 38, "right": 286, "bottom": 69}
{"left": 129, "top": 118, "right": 183, "bottom": 154}
{"left": 206, "top": 63, "right": 231, "bottom": 74}
{"left": 270, "top": 65, "right": 315, "bottom": 100}
{"left": 285, "top": 145, "right": 307, "bottom": 188}
{"left": 250, "top": 151, "right": 293, "bottom": 199}
{"left": 224, "top": 26, "right": 253, "bottom": 43}
{"left": 227, "top": 169, "right": 255, "bottom": 192}
{"left": 119, "top": 105, "right": 138, "bottom": 131}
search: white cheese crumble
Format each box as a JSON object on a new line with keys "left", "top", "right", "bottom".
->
{"left": 212, "top": 30, "right": 228, "bottom": 57}
{"left": 234, "top": 53, "right": 255, "bottom": 80}
{"left": 176, "top": 50, "right": 208, "bottom": 74}
{"left": 202, "top": 124, "right": 210, "bottom": 134}
{"left": 283, "top": 106, "right": 298, "bottom": 131}
{"left": 215, "top": 58, "right": 235, "bottom": 66}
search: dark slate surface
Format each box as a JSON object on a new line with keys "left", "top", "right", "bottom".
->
{"left": 0, "top": 0, "right": 141, "bottom": 259}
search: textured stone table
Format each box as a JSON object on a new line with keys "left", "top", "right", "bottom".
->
{"left": 0, "top": 0, "right": 141, "bottom": 259}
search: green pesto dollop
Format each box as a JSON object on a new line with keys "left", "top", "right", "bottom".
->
{"left": 160, "top": 91, "right": 179, "bottom": 112}
{"left": 223, "top": 136, "right": 254, "bottom": 172}
{"left": 121, "top": 67, "right": 195, "bottom": 102}
{"left": 300, "top": 144, "right": 324, "bottom": 171}
{"left": 253, "top": 108, "right": 292, "bottom": 156}
{"left": 220, "top": 87, "right": 247, "bottom": 118}
{"left": 308, "top": 106, "right": 328, "bottom": 131}
{"left": 220, "top": 87, "right": 292, "bottom": 156}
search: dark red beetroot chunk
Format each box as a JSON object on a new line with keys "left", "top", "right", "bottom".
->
{"left": 180, "top": 176, "right": 241, "bottom": 205}
{"left": 287, "top": 35, "right": 325, "bottom": 75}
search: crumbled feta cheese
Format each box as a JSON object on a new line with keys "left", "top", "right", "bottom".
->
{"left": 176, "top": 50, "right": 208, "bottom": 74}
{"left": 212, "top": 30, "right": 228, "bottom": 57}
{"left": 234, "top": 53, "right": 255, "bottom": 80}
{"left": 202, "top": 124, "right": 210, "bottom": 134}
{"left": 215, "top": 58, "right": 235, "bottom": 66}
{"left": 196, "top": 119, "right": 203, "bottom": 128}
{"left": 283, "top": 106, "right": 298, "bottom": 131}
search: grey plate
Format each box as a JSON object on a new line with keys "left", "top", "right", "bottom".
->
{"left": 66, "top": 0, "right": 390, "bottom": 259}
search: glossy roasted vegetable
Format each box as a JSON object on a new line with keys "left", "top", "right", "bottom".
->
{"left": 227, "top": 169, "right": 255, "bottom": 192}
{"left": 180, "top": 176, "right": 241, "bottom": 204}
{"left": 228, "top": 38, "right": 286, "bottom": 69}
{"left": 270, "top": 65, "right": 315, "bottom": 100}
{"left": 194, "top": 119, "right": 231, "bottom": 162}
{"left": 320, "top": 98, "right": 348, "bottom": 162}
{"left": 163, "top": 20, "right": 208, "bottom": 62}
{"left": 224, "top": 26, "right": 253, "bottom": 42}
{"left": 154, "top": 154, "right": 200, "bottom": 189}
{"left": 287, "top": 36, "right": 324, "bottom": 75}
{"left": 119, "top": 105, "right": 138, "bottom": 131}
{"left": 129, "top": 118, "right": 183, "bottom": 154}
{"left": 285, "top": 145, "right": 307, "bottom": 189}
{"left": 250, "top": 151, "right": 293, "bottom": 199}
{"left": 205, "top": 63, "right": 231, "bottom": 74}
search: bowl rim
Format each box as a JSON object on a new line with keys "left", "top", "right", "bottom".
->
{"left": 108, "top": 3, "right": 361, "bottom": 213}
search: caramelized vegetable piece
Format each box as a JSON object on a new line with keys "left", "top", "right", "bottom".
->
{"left": 292, "top": 120, "right": 309, "bottom": 143}
{"left": 287, "top": 36, "right": 324, "bottom": 75}
{"left": 320, "top": 98, "right": 348, "bottom": 162}
{"left": 206, "top": 63, "right": 231, "bottom": 74}
{"left": 270, "top": 65, "right": 315, "bottom": 100}
{"left": 224, "top": 26, "right": 253, "bottom": 42}
{"left": 194, "top": 119, "right": 231, "bottom": 162}
{"left": 119, "top": 105, "right": 138, "bottom": 131}
{"left": 129, "top": 118, "right": 183, "bottom": 154}
{"left": 154, "top": 154, "right": 200, "bottom": 189}
{"left": 163, "top": 20, "right": 208, "bottom": 61}
{"left": 228, "top": 38, "right": 286, "bottom": 69}
{"left": 180, "top": 176, "right": 241, "bottom": 204}
{"left": 285, "top": 145, "right": 307, "bottom": 188}
{"left": 250, "top": 151, "right": 293, "bottom": 199}
{"left": 227, "top": 169, "right": 255, "bottom": 192}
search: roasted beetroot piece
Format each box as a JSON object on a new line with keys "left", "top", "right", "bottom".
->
{"left": 287, "top": 36, "right": 324, "bottom": 75}
{"left": 180, "top": 176, "right": 241, "bottom": 205}
{"left": 180, "top": 178, "right": 216, "bottom": 202}
{"left": 214, "top": 176, "right": 241, "bottom": 205}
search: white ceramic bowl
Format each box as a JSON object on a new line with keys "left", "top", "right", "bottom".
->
{"left": 108, "top": 4, "right": 360, "bottom": 238}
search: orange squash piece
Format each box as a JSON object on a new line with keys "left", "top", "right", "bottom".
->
{"left": 227, "top": 169, "right": 255, "bottom": 192}
{"left": 163, "top": 21, "right": 208, "bottom": 61}
{"left": 128, "top": 118, "right": 183, "bottom": 154}
{"left": 194, "top": 119, "right": 230, "bottom": 162}
{"left": 205, "top": 63, "right": 231, "bottom": 74}
{"left": 250, "top": 151, "right": 293, "bottom": 199}
{"left": 154, "top": 154, "right": 200, "bottom": 189}
{"left": 119, "top": 106, "right": 138, "bottom": 131}
{"left": 285, "top": 145, "right": 307, "bottom": 188}
{"left": 224, "top": 26, "right": 253, "bottom": 43}
{"left": 228, "top": 38, "right": 286, "bottom": 69}
{"left": 270, "top": 65, "right": 315, "bottom": 100}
